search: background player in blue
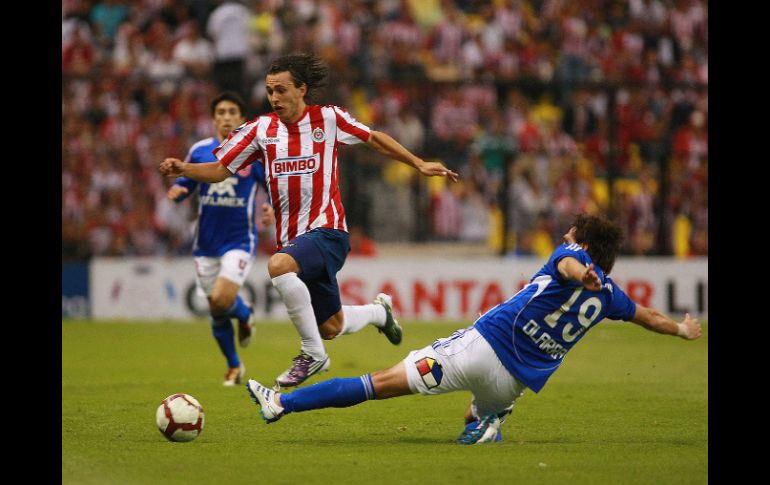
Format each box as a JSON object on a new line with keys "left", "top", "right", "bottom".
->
{"left": 243, "top": 214, "right": 702, "bottom": 444}
{"left": 166, "top": 91, "right": 275, "bottom": 386}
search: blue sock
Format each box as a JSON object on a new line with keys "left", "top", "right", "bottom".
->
{"left": 227, "top": 295, "right": 251, "bottom": 323}
{"left": 211, "top": 315, "right": 240, "bottom": 368}
{"left": 279, "top": 375, "right": 376, "bottom": 414}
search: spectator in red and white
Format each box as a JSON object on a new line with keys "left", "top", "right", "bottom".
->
{"left": 330, "top": 1, "right": 365, "bottom": 60}
{"left": 427, "top": 3, "right": 468, "bottom": 66}
{"left": 430, "top": 84, "right": 480, "bottom": 169}
{"left": 493, "top": 0, "right": 525, "bottom": 41}
{"left": 431, "top": 182, "right": 462, "bottom": 241}
{"left": 378, "top": 0, "right": 424, "bottom": 53}
{"left": 670, "top": 0, "right": 707, "bottom": 54}
{"left": 554, "top": 2, "right": 593, "bottom": 87}
{"left": 63, "top": 21, "right": 98, "bottom": 76}
{"left": 379, "top": 1, "right": 426, "bottom": 81}
{"left": 551, "top": 161, "right": 599, "bottom": 236}
{"left": 99, "top": 98, "right": 141, "bottom": 150}
{"left": 616, "top": 163, "right": 658, "bottom": 255}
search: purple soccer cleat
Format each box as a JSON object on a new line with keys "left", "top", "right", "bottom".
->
{"left": 274, "top": 351, "right": 330, "bottom": 388}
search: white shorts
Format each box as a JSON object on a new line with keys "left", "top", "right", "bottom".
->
{"left": 403, "top": 326, "right": 527, "bottom": 418}
{"left": 193, "top": 249, "right": 254, "bottom": 297}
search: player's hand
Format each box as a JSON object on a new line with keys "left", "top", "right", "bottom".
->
{"left": 417, "top": 160, "right": 459, "bottom": 182}
{"left": 261, "top": 203, "right": 275, "bottom": 226}
{"left": 581, "top": 263, "right": 601, "bottom": 291}
{"left": 159, "top": 158, "right": 186, "bottom": 177}
{"left": 167, "top": 185, "right": 189, "bottom": 201}
{"left": 676, "top": 313, "right": 702, "bottom": 340}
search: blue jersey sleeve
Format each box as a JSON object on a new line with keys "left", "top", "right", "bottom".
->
{"left": 542, "top": 244, "right": 595, "bottom": 282}
{"left": 171, "top": 177, "right": 198, "bottom": 202}
{"left": 604, "top": 277, "right": 637, "bottom": 321}
{"left": 252, "top": 162, "right": 268, "bottom": 194}
{"left": 173, "top": 140, "right": 213, "bottom": 202}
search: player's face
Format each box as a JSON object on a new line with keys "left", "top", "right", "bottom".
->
{"left": 266, "top": 71, "right": 308, "bottom": 124}
{"left": 213, "top": 100, "right": 245, "bottom": 141}
{"left": 563, "top": 227, "right": 577, "bottom": 244}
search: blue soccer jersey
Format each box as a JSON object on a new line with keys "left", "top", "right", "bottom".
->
{"left": 173, "top": 137, "right": 269, "bottom": 257}
{"left": 474, "top": 243, "right": 637, "bottom": 393}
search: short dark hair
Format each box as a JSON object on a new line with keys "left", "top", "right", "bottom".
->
{"left": 210, "top": 91, "right": 246, "bottom": 117}
{"left": 571, "top": 214, "right": 624, "bottom": 275}
{"left": 267, "top": 52, "right": 329, "bottom": 103}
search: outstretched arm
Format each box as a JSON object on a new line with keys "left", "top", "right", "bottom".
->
{"left": 159, "top": 158, "right": 231, "bottom": 183}
{"left": 631, "top": 305, "right": 702, "bottom": 340}
{"left": 367, "top": 130, "right": 459, "bottom": 182}
{"left": 557, "top": 257, "right": 602, "bottom": 291}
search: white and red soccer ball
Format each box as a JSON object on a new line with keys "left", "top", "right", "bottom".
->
{"left": 155, "top": 394, "right": 205, "bottom": 442}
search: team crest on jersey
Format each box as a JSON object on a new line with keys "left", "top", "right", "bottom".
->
{"left": 272, "top": 153, "right": 320, "bottom": 176}
{"left": 415, "top": 357, "right": 443, "bottom": 389}
{"left": 312, "top": 127, "right": 326, "bottom": 143}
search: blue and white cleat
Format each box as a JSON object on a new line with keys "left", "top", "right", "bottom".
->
{"left": 245, "top": 379, "right": 285, "bottom": 424}
{"left": 374, "top": 293, "right": 402, "bottom": 345}
{"left": 456, "top": 415, "right": 501, "bottom": 444}
{"left": 459, "top": 405, "right": 512, "bottom": 443}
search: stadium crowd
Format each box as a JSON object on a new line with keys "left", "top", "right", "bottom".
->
{"left": 62, "top": 0, "right": 707, "bottom": 261}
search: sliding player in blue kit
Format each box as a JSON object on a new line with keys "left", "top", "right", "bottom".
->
{"left": 167, "top": 92, "right": 275, "bottom": 386}
{"left": 244, "top": 214, "right": 702, "bottom": 444}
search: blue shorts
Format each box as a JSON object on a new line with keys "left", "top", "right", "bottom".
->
{"left": 279, "top": 228, "right": 350, "bottom": 325}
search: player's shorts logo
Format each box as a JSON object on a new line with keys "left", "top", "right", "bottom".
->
{"left": 415, "top": 357, "right": 443, "bottom": 389}
{"left": 312, "top": 127, "right": 326, "bottom": 143}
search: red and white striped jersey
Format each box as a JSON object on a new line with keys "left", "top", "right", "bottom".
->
{"left": 214, "top": 104, "right": 371, "bottom": 248}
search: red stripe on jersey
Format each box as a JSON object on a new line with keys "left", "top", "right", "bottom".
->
{"left": 334, "top": 109, "right": 370, "bottom": 142}
{"left": 306, "top": 106, "right": 326, "bottom": 232}
{"left": 216, "top": 125, "right": 258, "bottom": 169}
{"left": 286, "top": 122, "right": 302, "bottom": 241}
{"left": 266, "top": 117, "right": 283, "bottom": 249}
{"left": 324, "top": 144, "right": 346, "bottom": 231}
{"left": 331, "top": 146, "right": 346, "bottom": 230}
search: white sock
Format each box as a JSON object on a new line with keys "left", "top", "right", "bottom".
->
{"left": 271, "top": 273, "right": 326, "bottom": 360}
{"left": 340, "top": 304, "right": 387, "bottom": 335}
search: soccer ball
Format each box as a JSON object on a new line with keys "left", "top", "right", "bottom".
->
{"left": 155, "top": 394, "right": 205, "bottom": 442}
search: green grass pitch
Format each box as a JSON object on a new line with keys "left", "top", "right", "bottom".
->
{"left": 62, "top": 320, "right": 707, "bottom": 484}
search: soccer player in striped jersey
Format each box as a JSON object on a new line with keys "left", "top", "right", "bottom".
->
{"left": 242, "top": 214, "right": 702, "bottom": 444}
{"left": 159, "top": 53, "right": 459, "bottom": 388}
{"left": 165, "top": 91, "right": 275, "bottom": 386}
